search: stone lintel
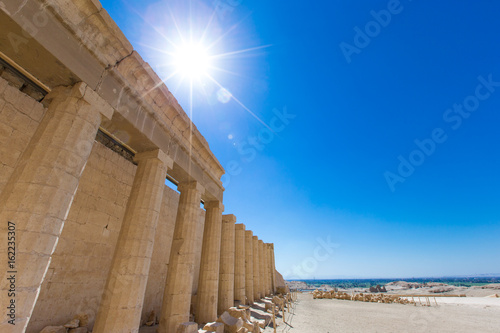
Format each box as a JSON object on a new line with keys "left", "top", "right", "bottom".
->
{"left": 178, "top": 181, "right": 204, "bottom": 193}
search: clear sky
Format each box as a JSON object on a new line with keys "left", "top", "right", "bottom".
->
{"left": 100, "top": 0, "right": 500, "bottom": 279}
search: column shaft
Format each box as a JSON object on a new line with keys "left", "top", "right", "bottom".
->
{"left": 244, "top": 230, "right": 254, "bottom": 304}
{"left": 258, "top": 240, "right": 266, "bottom": 297}
{"left": 252, "top": 236, "right": 260, "bottom": 300}
{"left": 195, "top": 201, "right": 224, "bottom": 324}
{"left": 158, "top": 181, "right": 204, "bottom": 333}
{"left": 265, "top": 244, "right": 272, "bottom": 296}
{"left": 234, "top": 224, "right": 246, "bottom": 305}
{"left": 0, "top": 83, "right": 112, "bottom": 331}
{"left": 218, "top": 214, "right": 235, "bottom": 315}
{"left": 93, "top": 150, "right": 172, "bottom": 333}
{"left": 270, "top": 243, "right": 276, "bottom": 294}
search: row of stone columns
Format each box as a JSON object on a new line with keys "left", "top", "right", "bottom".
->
{"left": 194, "top": 215, "right": 278, "bottom": 325}
{"left": 0, "top": 82, "right": 278, "bottom": 332}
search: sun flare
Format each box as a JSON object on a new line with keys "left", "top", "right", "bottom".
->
{"left": 172, "top": 43, "right": 211, "bottom": 79}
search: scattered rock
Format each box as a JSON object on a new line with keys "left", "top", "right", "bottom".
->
{"left": 369, "top": 285, "right": 387, "bottom": 293}
{"left": 482, "top": 284, "right": 500, "bottom": 290}
{"left": 227, "top": 307, "right": 249, "bottom": 321}
{"left": 216, "top": 311, "right": 244, "bottom": 333}
{"left": 64, "top": 319, "right": 79, "bottom": 328}
{"left": 203, "top": 322, "right": 224, "bottom": 333}
{"left": 312, "top": 289, "right": 413, "bottom": 305}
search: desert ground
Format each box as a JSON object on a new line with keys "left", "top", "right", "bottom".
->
{"left": 263, "top": 292, "right": 500, "bottom": 333}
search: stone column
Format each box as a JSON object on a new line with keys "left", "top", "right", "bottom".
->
{"left": 93, "top": 149, "right": 173, "bottom": 333}
{"left": 0, "top": 83, "right": 113, "bottom": 331}
{"left": 263, "top": 241, "right": 269, "bottom": 296}
{"left": 270, "top": 243, "right": 276, "bottom": 294}
{"left": 244, "top": 230, "right": 254, "bottom": 304}
{"left": 195, "top": 201, "right": 224, "bottom": 324}
{"left": 266, "top": 244, "right": 273, "bottom": 296}
{"left": 158, "top": 181, "right": 204, "bottom": 333}
{"left": 258, "top": 240, "right": 266, "bottom": 297}
{"left": 234, "top": 223, "right": 246, "bottom": 305}
{"left": 263, "top": 243, "right": 269, "bottom": 296}
{"left": 252, "top": 236, "right": 261, "bottom": 300}
{"left": 218, "top": 214, "right": 235, "bottom": 315}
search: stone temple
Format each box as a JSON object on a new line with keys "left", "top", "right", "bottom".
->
{"left": 0, "top": 0, "right": 283, "bottom": 332}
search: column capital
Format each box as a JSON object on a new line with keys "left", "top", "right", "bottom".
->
{"left": 134, "top": 149, "right": 174, "bottom": 169}
{"left": 252, "top": 235, "right": 258, "bottom": 241}
{"left": 235, "top": 223, "right": 245, "bottom": 230}
{"left": 245, "top": 230, "right": 253, "bottom": 237}
{"left": 204, "top": 200, "right": 224, "bottom": 210}
{"left": 46, "top": 82, "right": 114, "bottom": 120}
{"left": 222, "top": 214, "right": 237, "bottom": 223}
{"left": 178, "top": 181, "right": 205, "bottom": 193}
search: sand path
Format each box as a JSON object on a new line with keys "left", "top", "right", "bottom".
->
{"left": 264, "top": 293, "right": 500, "bottom": 333}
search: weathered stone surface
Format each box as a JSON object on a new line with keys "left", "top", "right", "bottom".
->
{"left": 216, "top": 311, "right": 244, "bottom": 333}
{"left": 252, "top": 236, "right": 261, "bottom": 300}
{"left": 176, "top": 322, "right": 199, "bottom": 333}
{"left": 234, "top": 224, "right": 246, "bottom": 305}
{"left": 0, "top": 82, "right": 111, "bottom": 331}
{"left": 64, "top": 319, "right": 79, "bottom": 328}
{"left": 244, "top": 231, "right": 254, "bottom": 305}
{"left": 40, "top": 326, "right": 67, "bottom": 333}
{"left": 218, "top": 215, "right": 236, "bottom": 315}
{"left": 275, "top": 270, "right": 289, "bottom": 294}
{"left": 159, "top": 181, "right": 205, "bottom": 333}
{"left": 242, "top": 319, "right": 255, "bottom": 331}
{"left": 226, "top": 307, "right": 249, "bottom": 321}
{"left": 145, "top": 310, "right": 156, "bottom": 326}
{"left": 203, "top": 322, "right": 224, "bottom": 333}
{"left": 93, "top": 149, "right": 172, "bottom": 332}
{"left": 73, "top": 314, "right": 89, "bottom": 327}
{"left": 196, "top": 201, "right": 224, "bottom": 323}
{"left": 69, "top": 328, "right": 88, "bottom": 333}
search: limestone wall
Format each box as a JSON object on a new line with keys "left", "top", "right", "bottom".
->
{"left": 140, "top": 189, "right": 206, "bottom": 325}
{"left": 192, "top": 209, "right": 207, "bottom": 308}
{"left": 26, "top": 142, "right": 137, "bottom": 332}
{"left": 0, "top": 76, "right": 46, "bottom": 195}
{"left": 140, "top": 187, "right": 179, "bottom": 325}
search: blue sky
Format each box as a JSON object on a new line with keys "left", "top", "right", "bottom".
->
{"left": 101, "top": 0, "right": 500, "bottom": 279}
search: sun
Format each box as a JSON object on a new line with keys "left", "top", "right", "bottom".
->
{"left": 172, "top": 43, "right": 211, "bottom": 79}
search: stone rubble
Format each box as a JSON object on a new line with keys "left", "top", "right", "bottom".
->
{"left": 312, "top": 289, "right": 415, "bottom": 304}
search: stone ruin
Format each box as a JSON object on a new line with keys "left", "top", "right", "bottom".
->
{"left": 369, "top": 285, "right": 387, "bottom": 293}
{"left": 0, "top": 0, "right": 286, "bottom": 332}
{"left": 312, "top": 290, "right": 415, "bottom": 305}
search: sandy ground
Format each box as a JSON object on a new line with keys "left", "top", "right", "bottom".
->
{"left": 263, "top": 292, "right": 500, "bottom": 333}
